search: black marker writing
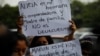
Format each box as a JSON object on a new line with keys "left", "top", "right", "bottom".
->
{"left": 47, "top": 16, "right": 65, "bottom": 22}
{"left": 27, "top": 11, "right": 57, "bottom": 18}
{"left": 19, "top": 2, "right": 38, "bottom": 9}
{"left": 60, "top": 10, "right": 63, "bottom": 16}
{"left": 43, "top": 24, "right": 49, "bottom": 28}
{"left": 46, "top": 4, "right": 67, "bottom": 10}
{"left": 32, "top": 46, "right": 49, "bottom": 53}
{"left": 38, "top": 27, "right": 67, "bottom": 34}
{"left": 24, "top": 19, "right": 37, "bottom": 24}
{"left": 32, "top": 24, "right": 41, "bottom": 29}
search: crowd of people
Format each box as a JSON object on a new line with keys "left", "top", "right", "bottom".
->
{"left": 0, "top": 16, "right": 100, "bottom": 56}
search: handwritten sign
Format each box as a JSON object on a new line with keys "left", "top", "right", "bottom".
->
{"left": 30, "top": 40, "right": 82, "bottom": 56}
{"left": 18, "top": 0, "right": 71, "bottom": 36}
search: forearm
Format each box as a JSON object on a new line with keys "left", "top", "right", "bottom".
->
{"left": 68, "top": 32, "right": 74, "bottom": 40}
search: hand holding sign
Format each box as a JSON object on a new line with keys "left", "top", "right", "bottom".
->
{"left": 69, "top": 20, "right": 76, "bottom": 33}
{"left": 68, "top": 20, "right": 76, "bottom": 40}
{"left": 16, "top": 16, "right": 24, "bottom": 34}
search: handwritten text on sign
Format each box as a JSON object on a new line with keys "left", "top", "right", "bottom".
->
{"left": 30, "top": 40, "right": 82, "bottom": 56}
{"left": 18, "top": 0, "right": 71, "bottom": 36}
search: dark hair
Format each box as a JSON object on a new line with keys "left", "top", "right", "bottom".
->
{"left": 81, "top": 41, "right": 93, "bottom": 50}
{"left": 80, "top": 40, "right": 93, "bottom": 56}
{"left": 29, "top": 36, "right": 54, "bottom": 48}
{"left": 92, "top": 26, "right": 100, "bottom": 34}
{"left": 0, "top": 31, "right": 28, "bottom": 56}
{"left": 80, "top": 38, "right": 93, "bottom": 50}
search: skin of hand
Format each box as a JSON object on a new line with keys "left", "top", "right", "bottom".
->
{"left": 16, "top": 16, "right": 23, "bottom": 34}
{"left": 69, "top": 20, "right": 76, "bottom": 34}
{"left": 68, "top": 20, "right": 77, "bottom": 40}
{"left": 64, "top": 20, "right": 77, "bottom": 41}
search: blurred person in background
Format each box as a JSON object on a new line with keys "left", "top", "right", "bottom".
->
{"left": 0, "top": 31, "right": 29, "bottom": 56}
{"left": 0, "top": 16, "right": 29, "bottom": 56}
{"left": 29, "top": 36, "right": 54, "bottom": 48}
{"left": 91, "top": 26, "right": 100, "bottom": 56}
{"left": 80, "top": 38, "right": 93, "bottom": 56}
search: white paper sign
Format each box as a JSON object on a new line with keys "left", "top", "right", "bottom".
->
{"left": 18, "top": 0, "right": 71, "bottom": 36}
{"left": 30, "top": 40, "right": 82, "bottom": 56}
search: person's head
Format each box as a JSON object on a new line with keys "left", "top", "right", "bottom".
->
{"left": 92, "top": 26, "right": 100, "bottom": 44}
{"left": 80, "top": 40, "right": 93, "bottom": 56}
{"left": 29, "top": 36, "right": 54, "bottom": 48}
{"left": 11, "top": 33, "right": 29, "bottom": 56}
{"left": 0, "top": 32, "right": 28, "bottom": 56}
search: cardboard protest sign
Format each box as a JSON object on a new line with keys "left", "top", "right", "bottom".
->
{"left": 18, "top": 0, "right": 71, "bottom": 36}
{"left": 30, "top": 40, "right": 82, "bottom": 56}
